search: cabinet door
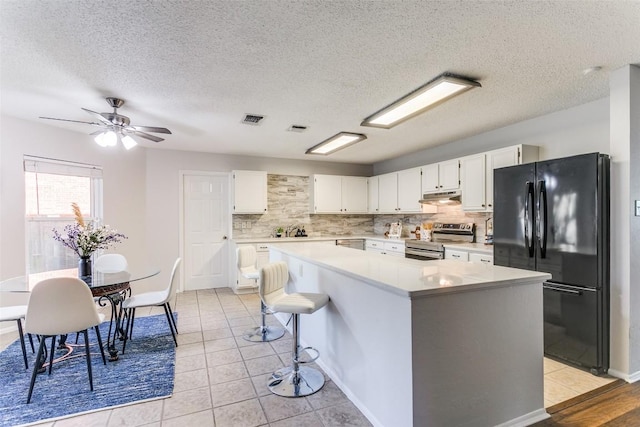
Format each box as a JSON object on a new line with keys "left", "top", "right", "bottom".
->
{"left": 367, "top": 176, "right": 379, "bottom": 213}
{"left": 439, "top": 159, "right": 460, "bottom": 191}
{"left": 397, "top": 168, "right": 422, "bottom": 212}
{"left": 445, "top": 249, "right": 469, "bottom": 261}
{"left": 378, "top": 173, "right": 398, "bottom": 213}
{"left": 233, "top": 170, "right": 267, "bottom": 213}
{"left": 469, "top": 252, "right": 493, "bottom": 264}
{"left": 486, "top": 146, "right": 520, "bottom": 210}
{"left": 312, "top": 175, "right": 342, "bottom": 213}
{"left": 461, "top": 154, "right": 487, "bottom": 211}
{"left": 342, "top": 176, "right": 368, "bottom": 213}
{"left": 421, "top": 163, "right": 439, "bottom": 193}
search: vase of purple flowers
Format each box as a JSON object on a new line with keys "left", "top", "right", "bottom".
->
{"left": 52, "top": 203, "right": 127, "bottom": 278}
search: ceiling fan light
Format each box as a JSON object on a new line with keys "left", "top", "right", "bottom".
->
{"left": 104, "top": 131, "right": 117, "bottom": 147}
{"left": 94, "top": 132, "right": 109, "bottom": 147}
{"left": 121, "top": 135, "right": 138, "bottom": 150}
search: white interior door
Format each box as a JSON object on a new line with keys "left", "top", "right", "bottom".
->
{"left": 183, "top": 173, "right": 229, "bottom": 290}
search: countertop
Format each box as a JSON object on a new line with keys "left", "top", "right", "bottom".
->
{"left": 233, "top": 236, "right": 494, "bottom": 254}
{"left": 269, "top": 243, "right": 549, "bottom": 298}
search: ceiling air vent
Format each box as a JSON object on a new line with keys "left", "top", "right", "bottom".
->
{"left": 242, "top": 114, "right": 265, "bottom": 125}
{"left": 288, "top": 125, "right": 308, "bottom": 132}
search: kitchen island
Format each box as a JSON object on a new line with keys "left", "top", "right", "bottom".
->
{"left": 268, "top": 243, "right": 551, "bottom": 427}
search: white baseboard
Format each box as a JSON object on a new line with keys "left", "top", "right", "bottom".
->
{"left": 494, "top": 408, "right": 550, "bottom": 427}
{"left": 608, "top": 367, "right": 640, "bottom": 383}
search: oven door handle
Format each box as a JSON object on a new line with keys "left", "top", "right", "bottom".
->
{"left": 405, "top": 249, "right": 443, "bottom": 260}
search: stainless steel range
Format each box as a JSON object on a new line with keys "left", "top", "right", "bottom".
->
{"left": 405, "top": 222, "right": 475, "bottom": 261}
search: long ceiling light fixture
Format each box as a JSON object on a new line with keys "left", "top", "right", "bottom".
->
{"left": 94, "top": 131, "right": 138, "bottom": 150}
{"left": 306, "top": 132, "right": 367, "bottom": 155}
{"left": 361, "top": 73, "right": 481, "bottom": 129}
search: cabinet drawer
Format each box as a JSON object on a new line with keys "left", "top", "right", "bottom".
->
{"left": 469, "top": 253, "right": 493, "bottom": 264}
{"left": 445, "top": 249, "right": 469, "bottom": 261}
{"left": 383, "top": 241, "right": 405, "bottom": 254}
{"left": 366, "top": 240, "right": 383, "bottom": 250}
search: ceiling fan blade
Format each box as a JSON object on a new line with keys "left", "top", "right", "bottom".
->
{"left": 81, "top": 108, "right": 112, "bottom": 126}
{"left": 131, "top": 125, "right": 172, "bottom": 134}
{"left": 39, "top": 116, "right": 102, "bottom": 126}
{"left": 130, "top": 130, "right": 164, "bottom": 143}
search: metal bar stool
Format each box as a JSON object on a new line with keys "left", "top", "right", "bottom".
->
{"left": 237, "top": 246, "right": 285, "bottom": 342}
{"left": 260, "top": 261, "right": 329, "bottom": 397}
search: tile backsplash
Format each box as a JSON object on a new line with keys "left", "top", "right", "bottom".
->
{"left": 233, "top": 174, "right": 492, "bottom": 241}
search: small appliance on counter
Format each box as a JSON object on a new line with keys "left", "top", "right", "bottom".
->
{"left": 484, "top": 217, "right": 494, "bottom": 245}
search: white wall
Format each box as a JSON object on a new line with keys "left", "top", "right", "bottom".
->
{"left": 0, "top": 115, "right": 372, "bottom": 293}
{"left": 143, "top": 149, "right": 372, "bottom": 291}
{"left": 0, "top": 116, "right": 147, "bottom": 282}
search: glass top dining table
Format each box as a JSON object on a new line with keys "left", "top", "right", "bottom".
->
{"left": 1, "top": 265, "right": 160, "bottom": 361}
{"left": 0, "top": 266, "right": 160, "bottom": 293}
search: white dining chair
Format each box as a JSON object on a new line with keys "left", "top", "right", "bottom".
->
{"left": 94, "top": 253, "right": 128, "bottom": 273}
{"left": 121, "top": 258, "right": 181, "bottom": 352}
{"left": 0, "top": 305, "right": 34, "bottom": 369}
{"left": 24, "top": 277, "right": 106, "bottom": 404}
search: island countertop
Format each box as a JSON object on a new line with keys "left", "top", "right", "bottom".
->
{"left": 270, "top": 242, "right": 550, "bottom": 298}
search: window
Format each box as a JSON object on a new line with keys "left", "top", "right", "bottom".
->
{"left": 24, "top": 156, "right": 103, "bottom": 274}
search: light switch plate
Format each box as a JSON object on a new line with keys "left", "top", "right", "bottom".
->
{"left": 636, "top": 200, "right": 640, "bottom": 216}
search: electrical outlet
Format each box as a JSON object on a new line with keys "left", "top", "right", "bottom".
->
{"left": 241, "top": 222, "right": 247, "bottom": 229}
{"left": 246, "top": 221, "right": 252, "bottom": 229}
{"left": 234, "top": 221, "right": 241, "bottom": 230}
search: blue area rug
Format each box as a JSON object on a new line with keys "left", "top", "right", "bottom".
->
{"left": 0, "top": 313, "right": 176, "bottom": 426}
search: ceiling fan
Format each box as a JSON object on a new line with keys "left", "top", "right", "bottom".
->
{"left": 39, "top": 97, "right": 172, "bottom": 149}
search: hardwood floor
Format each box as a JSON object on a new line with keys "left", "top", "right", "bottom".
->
{"left": 534, "top": 379, "right": 640, "bottom": 426}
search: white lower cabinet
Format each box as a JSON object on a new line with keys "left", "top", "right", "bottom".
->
{"left": 444, "top": 249, "right": 469, "bottom": 261}
{"left": 384, "top": 241, "right": 405, "bottom": 257}
{"left": 469, "top": 253, "right": 494, "bottom": 264}
{"left": 366, "top": 239, "right": 404, "bottom": 256}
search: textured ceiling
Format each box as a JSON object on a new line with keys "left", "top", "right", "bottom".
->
{"left": 1, "top": 1, "right": 639, "bottom": 164}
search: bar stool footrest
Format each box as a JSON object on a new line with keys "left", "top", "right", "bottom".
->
{"left": 268, "top": 366, "right": 325, "bottom": 397}
{"left": 296, "top": 346, "right": 320, "bottom": 364}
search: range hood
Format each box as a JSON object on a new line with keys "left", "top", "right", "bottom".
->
{"left": 419, "top": 190, "right": 462, "bottom": 205}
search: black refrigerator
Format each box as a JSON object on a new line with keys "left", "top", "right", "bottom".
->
{"left": 493, "top": 152, "right": 610, "bottom": 375}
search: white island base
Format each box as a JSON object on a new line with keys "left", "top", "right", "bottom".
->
{"left": 269, "top": 243, "right": 551, "bottom": 427}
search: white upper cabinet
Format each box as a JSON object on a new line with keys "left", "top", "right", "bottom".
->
{"left": 309, "top": 175, "right": 367, "bottom": 214}
{"left": 232, "top": 170, "right": 268, "bottom": 214}
{"left": 377, "top": 173, "right": 398, "bottom": 213}
{"left": 421, "top": 159, "right": 460, "bottom": 193}
{"left": 341, "top": 176, "right": 368, "bottom": 213}
{"left": 460, "top": 154, "right": 487, "bottom": 211}
{"left": 367, "top": 176, "right": 379, "bottom": 213}
{"left": 376, "top": 168, "right": 422, "bottom": 213}
{"left": 397, "top": 167, "right": 422, "bottom": 212}
{"left": 461, "top": 145, "right": 539, "bottom": 212}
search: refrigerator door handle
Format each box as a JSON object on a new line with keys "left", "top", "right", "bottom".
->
{"left": 543, "top": 283, "right": 583, "bottom": 295}
{"left": 524, "top": 181, "right": 535, "bottom": 258}
{"left": 537, "top": 180, "right": 548, "bottom": 258}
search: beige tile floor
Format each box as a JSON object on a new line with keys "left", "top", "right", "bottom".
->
{"left": 0, "top": 288, "right": 619, "bottom": 426}
{"left": 1, "top": 288, "right": 372, "bottom": 427}
{"left": 543, "top": 356, "right": 616, "bottom": 407}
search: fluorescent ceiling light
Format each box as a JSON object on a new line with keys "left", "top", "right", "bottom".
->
{"left": 306, "top": 132, "right": 367, "bottom": 155}
{"left": 361, "top": 74, "right": 481, "bottom": 129}
{"left": 121, "top": 135, "right": 138, "bottom": 150}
